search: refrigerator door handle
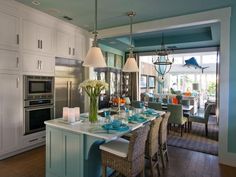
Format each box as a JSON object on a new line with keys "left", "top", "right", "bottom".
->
{"left": 67, "top": 81, "right": 70, "bottom": 107}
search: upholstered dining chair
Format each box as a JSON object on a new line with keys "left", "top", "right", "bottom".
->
{"left": 148, "top": 102, "right": 163, "bottom": 111}
{"left": 181, "top": 99, "right": 190, "bottom": 106}
{"left": 100, "top": 125, "right": 150, "bottom": 177}
{"left": 131, "top": 100, "right": 144, "bottom": 108}
{"left": 189, "top": 103, "right": 214, "bottom": 136}
{"left": 145, "top": 117, "right": 163, "bottom": 176}
{"left": 159, "top": 112, "right": 171, "bottom": 168}
{"left": 167, "top": 104, "right": 187, "bottom": 136}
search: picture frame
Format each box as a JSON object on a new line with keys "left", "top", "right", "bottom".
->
{"left": 140, "top": 75, "right": 147, "bottom": 88}
{"left": 148, "top": 76, "right": 155, "bottom": 88}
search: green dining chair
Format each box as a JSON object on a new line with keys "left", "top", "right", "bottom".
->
{"left": 181, "top": 99, "right": 190, "bottom": 106}
{"left": 131, "top": 101, "right": 144, "bottom": 108}
{"left": 189, "top": 104, "right": 214, "bottom": 137}
{"left": 167, "top": 104, "right": 188, "bottom": 136}
{"left": 148, "top": 102, "right": 163, "bottom": 111}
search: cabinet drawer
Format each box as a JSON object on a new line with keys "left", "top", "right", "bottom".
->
{"left": 22, "top": 53, "right": 55, "bottom": 75}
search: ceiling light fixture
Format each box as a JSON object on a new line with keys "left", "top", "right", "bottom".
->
{"left": 83, "top": 0, "right": 106, "bottom": 68}
{"left": 152, "top": 33, "right": 174, "bottom": 79}
{"left": 122, "top": 11, "right": 139, "bottom": 72}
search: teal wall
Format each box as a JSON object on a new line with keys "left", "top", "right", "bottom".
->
{"left": 228, "top": 4, "right": 236, "bottom": 153}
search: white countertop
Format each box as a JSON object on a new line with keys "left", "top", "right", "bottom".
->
{"left": 45, "top": 111, "right": 165, "bottom": 140}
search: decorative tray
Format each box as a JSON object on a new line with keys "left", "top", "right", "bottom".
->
{"left": 57, "top": 118, "right": 83, "bottom": 125}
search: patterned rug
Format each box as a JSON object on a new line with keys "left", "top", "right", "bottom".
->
{"left": 167, "top": 115, "right": 218, "bottom": 155}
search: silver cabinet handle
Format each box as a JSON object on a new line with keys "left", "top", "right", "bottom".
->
{"left": 73, "top": 48, "right": 75, "bottom": 55}
{"left": 16, "top": 77, "right": 20, "bottom": 88}
{"left": 41, "top": 40, "right": 43, "bottom": 49}
{"left": 38, "top": 40, "right": 40, "bottom": 49}
{"left": 40, "top": 60, "right": 42, "bottom": 70}
{"left": 37, "top": 60, "right": 40, "bottom": 69}
{"left": 16, "top": 57, "right": 19, "bottom": 68}
{"left": 16, "top": 34, "right": 19, "bottom": 45}
{"left": 69, "top": 47, "right": 71, "bottom": 55}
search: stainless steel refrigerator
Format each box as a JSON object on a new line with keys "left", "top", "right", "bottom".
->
{"left": 55, "top": 57, "right": 84, "bottom": 118}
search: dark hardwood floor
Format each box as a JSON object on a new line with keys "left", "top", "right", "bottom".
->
{"left": 0, "top": 146, "right": 235, "bottom": 177}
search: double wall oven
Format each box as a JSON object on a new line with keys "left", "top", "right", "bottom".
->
{"left": 24, "top": 75, "right": 54, "bottom": 135}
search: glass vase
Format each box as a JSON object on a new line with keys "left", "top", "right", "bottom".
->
{"left": 89, "top": 96, "right": 98, "bottom": 123}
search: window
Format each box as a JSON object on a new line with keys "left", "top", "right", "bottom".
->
{"left": 140, "top": 75, "right": 147, "bottom": 88}
{"left": 202, "top": 55, "right": 217, "bottom": 64}
{"left": 148, "top": 76, "right": 155, "bottom": 88}
{"left": 173, "top": 57, "right": 183, "bottom": 64}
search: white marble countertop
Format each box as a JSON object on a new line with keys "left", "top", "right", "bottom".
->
{"left": 45, "top": 110, "right": 165, "bottom": 140}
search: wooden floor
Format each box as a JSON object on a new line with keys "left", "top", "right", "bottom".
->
{"left": 0, "top": 146, "right": 236, "bottom": 177}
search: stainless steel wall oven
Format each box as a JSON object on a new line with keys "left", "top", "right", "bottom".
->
{"left": 24, "top": 75, "right": 54, "bottom": 135}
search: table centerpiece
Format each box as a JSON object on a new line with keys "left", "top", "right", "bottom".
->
{"left": 79, "top": 79, "right": 108, "bottom": 123}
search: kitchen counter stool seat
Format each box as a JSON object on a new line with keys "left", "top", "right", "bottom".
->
{"left": 100, "top": 125, "right": 150, "bottom": 177}
{"left": 100, "top": 138, "right": 129, "bottom": 158}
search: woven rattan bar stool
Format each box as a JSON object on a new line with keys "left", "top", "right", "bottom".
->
{"left": 100, "top": 125, "right": 150, "bottom": 177}
{"left": 145, "top": 117, "right": 163, "bottom": 177}
{"left": 159, "top": 112, "right": 171, "bottom": 168}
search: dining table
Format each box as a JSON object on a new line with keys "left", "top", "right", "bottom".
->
{"left": 44, "top": 108, "right": 165, "bottom": 177}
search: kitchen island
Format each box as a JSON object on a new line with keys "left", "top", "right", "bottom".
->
{"left": 45, "top": 111, "right": 165, "bottom": 177}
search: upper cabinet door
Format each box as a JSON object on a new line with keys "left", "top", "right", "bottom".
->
{"left": 56, "top": 31, "right": 70, "bottom": 58}
{"left": 22, "top": 20, "right": 38, "bottom": 52}
{"left": 68, "top": 34, "right": 76, "bottom": 58}
{"left": 39, "top": 25, "right": 54, "bottom": 54}
{"left": 22, "top": 20, "right": 54, "bottom": 54}
{"left": 0, "top": 11, "right": 19, "bottom": 50}
{"left": 75, "top": 33, "right": 87, "bottom": 61}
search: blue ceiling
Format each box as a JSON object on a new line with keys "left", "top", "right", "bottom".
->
{"left": 99, "top": 23, "right": 220, "bottom": 52}
{"left": 15, "top": 0, "right": 223, "bottom": 51}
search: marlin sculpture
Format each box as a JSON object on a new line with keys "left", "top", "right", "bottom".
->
{"left": 184, "top": 57, "right": 209, "bottom": 73}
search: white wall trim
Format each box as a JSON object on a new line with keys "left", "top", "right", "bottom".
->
{"left": 100, "top": 7, "right": 235, "bottom": 167}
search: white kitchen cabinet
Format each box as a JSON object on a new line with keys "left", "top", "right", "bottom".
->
{"left": 22, "top": 20, "right": 54, "bottom": 54}
{"left": 75, "top": 33, "right": 87, "bottom": 60}
{"left": 22, "top": 53, "right": 55, "bottom": 75}
{"left": 56, "top": 30, "right": 76, "bottom": 59}
{"left": 0, "top": 74, "right": 21, "bottom": 156}
{"left": 0, "top": 49, "right": 20, "bottom": 73}
{"left": 0, "top": 10, "right": 19, "bottom": 50}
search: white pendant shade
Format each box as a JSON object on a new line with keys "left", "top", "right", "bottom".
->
{"left": 123, "top": 57, "right": 139, "bottom": 72}
{"left": 83, "top": 47, "right": 107, "bottom": 67}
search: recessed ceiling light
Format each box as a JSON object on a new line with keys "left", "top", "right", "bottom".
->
{"left": 32, "top": 1, "right": 40, "bottom": 6}
{"left": 63, "top": 16, "right": 73, "bottom": 21}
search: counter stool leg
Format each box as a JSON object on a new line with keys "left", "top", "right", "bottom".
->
{"left": 102, "top": 165, "right": 107, "bottom": 177}
{"left": 160, "top": 146, "right": 165, "bottom": 168}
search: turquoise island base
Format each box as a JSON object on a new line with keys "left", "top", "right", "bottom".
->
{"left": 45, "top": 111, "right": 165, "bottom": 177}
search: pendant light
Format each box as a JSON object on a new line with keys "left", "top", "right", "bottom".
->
{"left": 123, "top": 11, "right": 139, "bottom": 72}
{"left": 152, "top": 33, "right": 174, "bottom": 79}
{"left": 83, "top": 0, "right": 106, "bottom": 68}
